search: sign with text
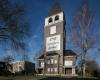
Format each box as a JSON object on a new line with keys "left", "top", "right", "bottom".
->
{"left": 46, "top": 35, "right": 60, "bottom": 52}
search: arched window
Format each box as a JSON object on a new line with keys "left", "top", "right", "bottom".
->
{"left": 48, "top": 18, "right": 53, "bottom": 23}
{"left": 55, "top": 15, "right": 59, "bottom": 21}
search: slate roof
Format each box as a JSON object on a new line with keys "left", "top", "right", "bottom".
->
{"left": 38, "top": 50, "right": 77, "bottom": 59}
{"left": 64, "top": 50, "right": 77, "bottom": 56}
{"left": 37, "top": 52, "right": 58, "bottom": 59}
{"left": 38, "top": 54, "right": 44, "bottom": 59}
{"left": 48, "top": 3, "right": 62, "bottom": 16}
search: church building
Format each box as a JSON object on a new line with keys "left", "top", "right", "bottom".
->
{"left": 37, "top": 4, "right": 77, "bottom": 76}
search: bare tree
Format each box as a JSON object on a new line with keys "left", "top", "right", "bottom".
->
{"left": 1, "top": 55, "right": 15, "bottom": 74}
{"left": 78, "top": 59, "right": 99, "bottom": 77}
{"left": 34, "top": 48, "right": 45, "bottom": 68}
{"left": 34, "top": 48, "right": 45, "bottom": 61}
{"left": 85, "top": 59, "right": 99, "bottom": 77}
{"left": 0, "top": 0, "right": 30, "bottom": 52}
{"left": 21, "top": 52, "right": 29, "bottom": 61}
{"left": 72, "top": 2, "right": 98, "bottom": 76}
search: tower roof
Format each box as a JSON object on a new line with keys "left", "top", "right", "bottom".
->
{"left": 48, "top": 3, "right": 62, "bottom": 16}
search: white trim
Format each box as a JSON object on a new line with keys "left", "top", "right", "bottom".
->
{"left": 45, "top": 12, "right": 64, "bottom": 26}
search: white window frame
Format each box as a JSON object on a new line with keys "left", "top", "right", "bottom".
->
{"left": 54, "top": 68, "right": 57, "bottom": 72}
{"left": 54, "top": 59, "right": 57, "bottom": 64}
{"left": 47, "top": 60, "right": 50, "bottom": 64}
{"left": 50, "top": 26, "right": 56, "bottom": 34}
{"left": 51, "top": 59, "right": 54, "bottom": 64}
{"left": 51, "top": 68, "right": 53, "bottom": 72}
{"left": 41, "top": 62, "right": 44, "bottom": 68}
{"left": 47, "top": 68, "right": 50, "bottom": 72}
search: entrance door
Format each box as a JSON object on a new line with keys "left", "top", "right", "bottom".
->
{"left": 38, "top": 69, "right": 43, "bottom": 74}
{"left": 65, "top": 68, "right": 72, "bottom": 74}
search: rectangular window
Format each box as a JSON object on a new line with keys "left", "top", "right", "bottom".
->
{"left": 47, "top": 68, "right": 50, "bottom": 72}
{"left": 51, "top": 59, "right": 54, "bottom": 64}
{"left": 47, "top": 60, "right": 50, "bottom": 64}
{"left": 54, "top": 68, "right": 57, "bottom": 72}
{"left": 54, "top": 59, "right": 57, "bottom": 64}
{"left": 41, "top": 62, "right": 44, "bottom": 67}
{"left": 51, "top": 68, "right": 53, "bottom": 72}
{"left": 50, "top": 26, "right": 56, "bottom": 34}
{"left": 64, "top": 61, "right": 73, "bottom": 66}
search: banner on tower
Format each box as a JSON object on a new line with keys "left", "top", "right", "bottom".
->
{"left": 46, "top": 35, "right": 60, "bottom": 52}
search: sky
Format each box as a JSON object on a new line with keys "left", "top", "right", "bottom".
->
{"left": 0, "top": 0, "right": 100, "bottom": 64}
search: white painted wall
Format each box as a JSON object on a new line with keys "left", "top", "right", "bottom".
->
{"left": 45, "top": 12, "right": 64, "bottom": 26}
{"left": 46, "top": 34, "right": 60, "bottom": 52}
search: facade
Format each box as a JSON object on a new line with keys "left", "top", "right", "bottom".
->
{"left": 9, "top": 61, "right": 35, "bottom": 74}
{"left": 37, "top": 50, "right": 77, "bottom": 76}
{"left": 37, "top": 4, "right": 77, "bottom": 76}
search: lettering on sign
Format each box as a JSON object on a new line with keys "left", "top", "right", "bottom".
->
{"left": 46, "top": 35, "right": 60, "bottom": 52}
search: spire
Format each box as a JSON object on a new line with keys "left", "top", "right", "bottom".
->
{"left": 48, "top": 3, "right": 62, "bottom": 16}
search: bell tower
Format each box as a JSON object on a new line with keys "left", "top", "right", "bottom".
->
{"left": 44, "top": 4, "right": 65, "bottom": 74}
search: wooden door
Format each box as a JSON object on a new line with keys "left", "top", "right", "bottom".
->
{"left": 65, "top": 68, "right": 72, "bottom": 74}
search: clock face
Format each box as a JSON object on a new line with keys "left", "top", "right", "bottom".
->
{"left": 46, "top": 34, "right": 60, "bottom": 52}
{"left": 50, "top": 26, "right": 56, "bottom": 34}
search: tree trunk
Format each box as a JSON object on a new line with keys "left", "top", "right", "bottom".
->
{"left": 83, "top": 51, "right": 86, "bottom": 77}
{"left": 83, "top": 62, "right": 86, "bottom": 77}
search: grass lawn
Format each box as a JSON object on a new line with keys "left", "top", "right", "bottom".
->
{"left": 0, "top": 75, "right": 100, "bottom": 80}
{"left": 0, "top": 75, "right": 46, "bottom": 80}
